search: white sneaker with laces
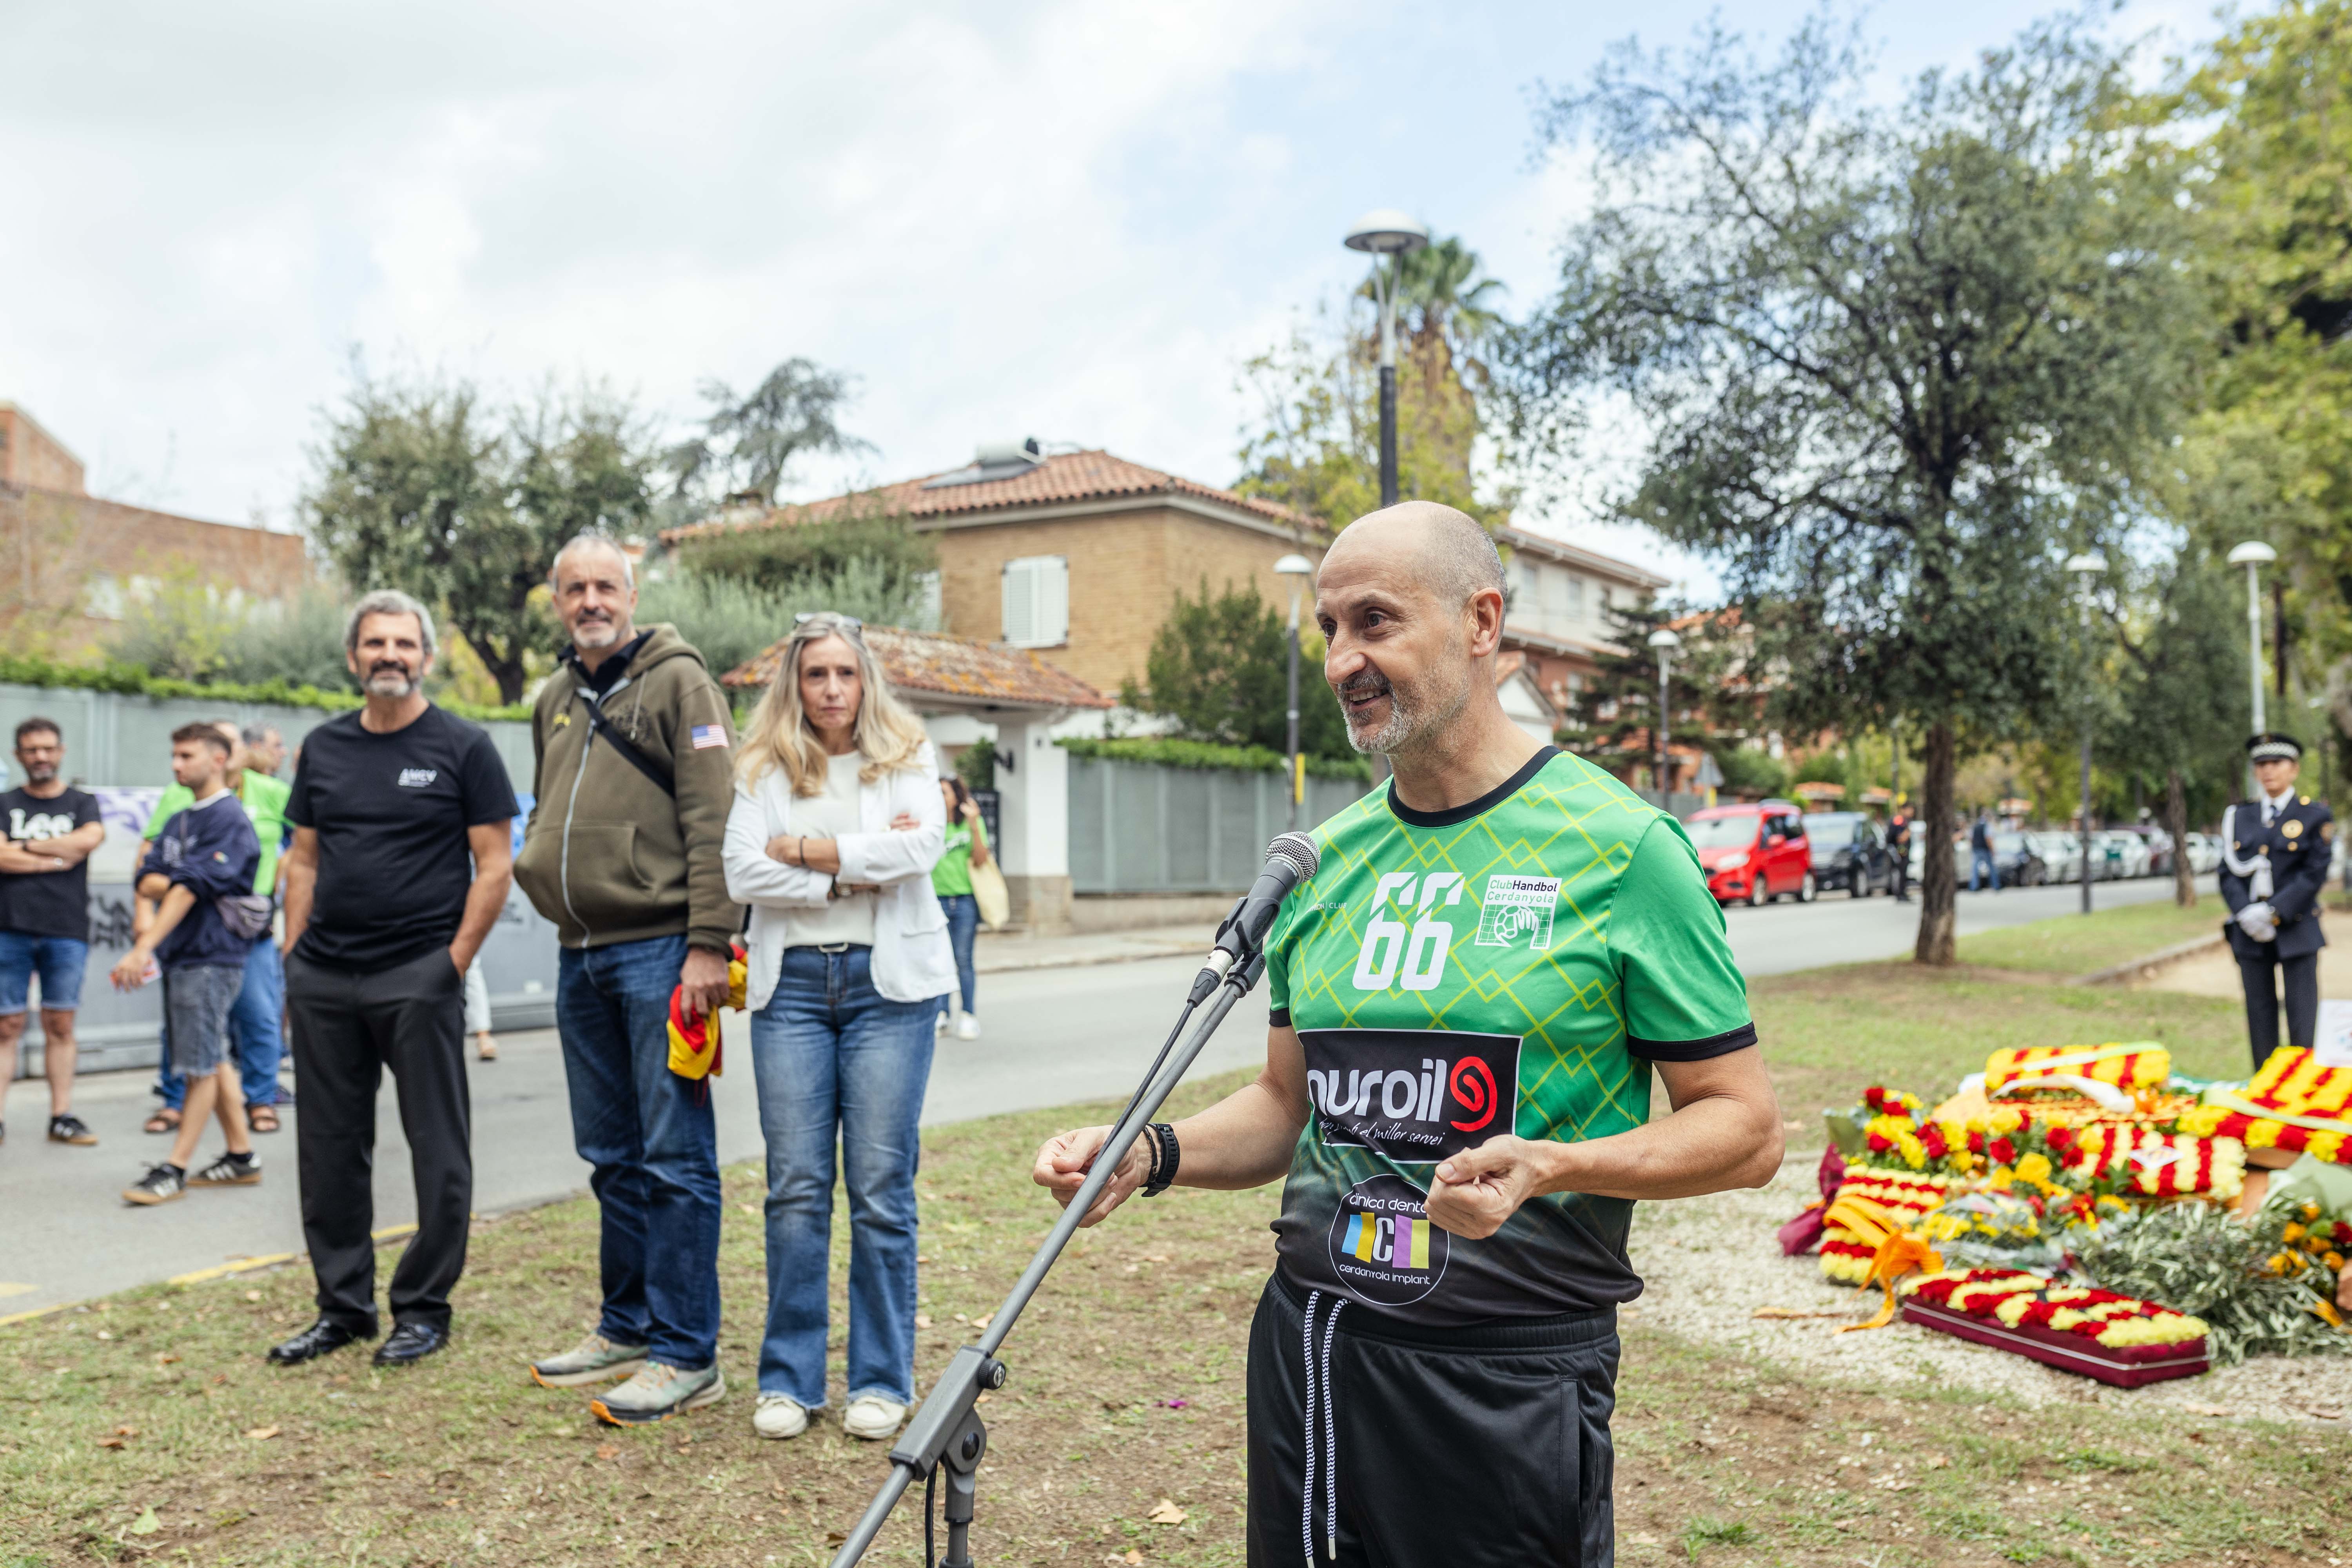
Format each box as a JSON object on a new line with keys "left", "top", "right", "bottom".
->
{"left": 953, "top": 1013, "right": 980, "bottom": 1042}
{"left": 843, "top": 1394, "right": 908, "bottom": 1441}
{"left": 753, "top": 1393, "right": 810, "bottom": 1440}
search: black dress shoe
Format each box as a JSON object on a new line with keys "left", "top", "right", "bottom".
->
{"left": 268, "top": 1318, "right": 376, "bottom": 1366}
{"left": 373, "top": 1321, "right": 448, "bottom": 1367}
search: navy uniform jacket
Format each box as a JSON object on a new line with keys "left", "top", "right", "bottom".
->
{"left": 2220, "top": 793, "right": 2336, "bottom": 960}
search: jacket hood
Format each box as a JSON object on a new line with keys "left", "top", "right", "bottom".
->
{"left": 560, "top": 622, "right": 710, "bottom": 686}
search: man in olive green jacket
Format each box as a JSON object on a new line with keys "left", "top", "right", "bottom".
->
{"left": 513, "top": 533, "right": 741, "bottom": 1426}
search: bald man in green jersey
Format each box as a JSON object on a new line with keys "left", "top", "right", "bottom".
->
{"left": 1035, "top": 502, "right": 1783, "bottom": 1567}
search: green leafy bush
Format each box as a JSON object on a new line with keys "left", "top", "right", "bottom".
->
{"left": 0, "top": 652, "right": 528, "bottom": 723}
{"left": 637, "top": 555, "right": 941, "bottom": 681}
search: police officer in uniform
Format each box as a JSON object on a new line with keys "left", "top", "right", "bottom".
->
{"left": 2219, "top": 732, "right": 2334, "bottom": 1071}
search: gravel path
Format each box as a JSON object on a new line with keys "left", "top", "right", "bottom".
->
{"left": 1628, "top": 1149, "right": 2352, "bottom": 1428}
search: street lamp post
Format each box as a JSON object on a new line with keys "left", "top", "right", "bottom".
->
{"left": 1275, "top": 553, "right": 1315, "bottom": 829}
{"left": 2227, "top": 541, "right": 2278, "bottom": 797}
{"left": 1647, "top": 627, "right": 1682, "bottom": 802}
{"left": 1344, "top": 210, "right": 1430, "bottom": 508}
{"left": 2067, "top": 552, "right": 2107, "bottom": 914}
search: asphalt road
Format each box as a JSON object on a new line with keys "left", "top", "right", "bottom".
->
{"left": 0, "top": 876, "right": 2180, "bottom": 1319}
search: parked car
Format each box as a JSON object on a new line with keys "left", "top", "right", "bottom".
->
{"left": 1906, "top": 830, "right": 1967, "bottom": 887}
{"left": 2109, "top": 823, "right": 2172, "bottom": 877}
{"left": 2184, "top": 832, "right": 2221, "bottom": 876}
{"left": 2097, "top": 829, "right": 2151, "bottom": 880}
{"left": 2024, "top": 829, "right": 2079, "bottom": 879}
{"left": 1989, "top": 831, "right": 2047, "bottom": 886}
{"left": 1802, "top": 810, "right": 1895, "bottom": 897}
{"left": 1685, "top": 800, "right": 1815, "bottom": 906}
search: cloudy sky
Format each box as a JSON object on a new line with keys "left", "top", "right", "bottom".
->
{"left": 4, "top": 0, "right": 2204, "bottom": 595}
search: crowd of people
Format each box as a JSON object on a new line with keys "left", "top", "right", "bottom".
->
{"left": 0, "top": 533, "right": 993, "bottom": 1441}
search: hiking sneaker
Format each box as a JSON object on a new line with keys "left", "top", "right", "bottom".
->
{"left": 753, "top": 1393, "right": 811, "bottom": 1440}
{"left": 589, "top": 1362, "right": 725, "bottom": 1426}
{"left": 530, "top": 1333, "right": 648, "bottom": 1389}
{"left": 47, "top": 1113, "right": 97, "bottom": 1146}
{"left": 189, "top": 1152, "right": 261, "bottom": 1187}
{"left": 123, "top": 1163, "right": 186, "bottom": 1206}
{"left": 843, "top": 1394, "right": 908, "bottom": 1442}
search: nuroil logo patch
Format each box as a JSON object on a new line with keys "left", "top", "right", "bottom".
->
{"left": 1327, "top": 1173, "right": 1446, "bottom": 1307}
{"left": 1299, "top": 1027, "right": 1521, "bottom": 1163}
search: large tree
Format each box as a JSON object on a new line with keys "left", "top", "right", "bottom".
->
{"left": 305, "top": 375, "right": 652, "bottom": 703}
{"left": 659, "top": 358, "right": 872, "bottom": 515}
{"left": 1121, "top": 578, "right": 1354, "bottom": 760}
{"left": 1507, "top": 15, "right": 2200, "bottom": 962}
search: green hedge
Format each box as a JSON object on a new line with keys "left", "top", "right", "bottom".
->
{"left": 0, "top": 654, "right": 533, "bottom": 724}
{"left": 1056, "top": 735, "right": 1371, "bottom": 782}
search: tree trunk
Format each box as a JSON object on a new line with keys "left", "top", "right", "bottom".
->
{"left": 2165, "top": 767, "right": 2195, "bottom": 908}
{"left": 1913, "top": 720, "right": 1959, "bottom": 965}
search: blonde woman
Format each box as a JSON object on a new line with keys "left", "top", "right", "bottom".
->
{"left": 722, "top": 612, "right": 951, "bottom": 1445}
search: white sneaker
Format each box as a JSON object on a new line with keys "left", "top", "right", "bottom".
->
{"left": 953, "top": 1013, "right": 980, "bottom": 1042}
{"left": 753, "top": 1393, "right": 809, "bottom": 1440}
{"left": 843, "top": 1394, "right": 908, "bottom": 1441}
{"left": 935, "top": 1011, "right": 947, "bottom": 1034}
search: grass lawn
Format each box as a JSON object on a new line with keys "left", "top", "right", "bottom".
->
{"left": 3, "top": 905, "right": 2336, "bottom": 1566}
{"left": 1953, "top": 894, "right": 2225, "bottom": 977}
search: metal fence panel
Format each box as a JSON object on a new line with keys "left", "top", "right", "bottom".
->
{"left": 1068, "top": 756, "right": 1371, "bottom": 895}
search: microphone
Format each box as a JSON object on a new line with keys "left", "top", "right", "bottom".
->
{"left": 1192, "top": 832, "right": 1319, "bottom": 1000}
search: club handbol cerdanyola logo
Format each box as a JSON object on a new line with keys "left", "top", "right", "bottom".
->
{"left": 1348, "top": 871, "right": 1561, "bottom": 992}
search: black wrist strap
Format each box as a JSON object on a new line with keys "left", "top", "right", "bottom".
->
{"left": 1143, "top": 1123, "right": 1178, "bottom": 1198}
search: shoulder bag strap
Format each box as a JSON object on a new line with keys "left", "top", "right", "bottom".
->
{"left": 574, "top": 686, "right": 676, "bottom": 799}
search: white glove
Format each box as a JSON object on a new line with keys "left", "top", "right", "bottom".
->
{"left": 2236, "top": 901, "right": 2279, "bottom": 943}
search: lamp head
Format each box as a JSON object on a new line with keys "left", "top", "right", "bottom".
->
{"left": 2227, "top": 540, "right": 2277, "bottom": 568}
{"left": 1343, "top": 209, "right": 1430, "bottom": 255}
{"left": 2063, "top": 553, "right": 2107, "bottom": 577}
{"left": 1646, "top": 628, "right": 1682, "bottom": 650}
{"left": 1274, "top": 553, "right": 1314, "bottom": 577}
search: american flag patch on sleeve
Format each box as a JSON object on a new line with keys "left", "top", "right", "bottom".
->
{"left": 691, "top": 724, "right": 728, "bottom": 750}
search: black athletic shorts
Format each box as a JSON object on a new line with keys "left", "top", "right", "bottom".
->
{"left": 1245, "top": 1273, "right": 1620, "bottom": 1568}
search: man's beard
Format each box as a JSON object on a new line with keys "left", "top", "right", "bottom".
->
{"left": 572, "top": 614, "right": 621, "bottom": 650}
{"left": 365, "top": 661, "right": 421, "bottom": 697}
{"left": 1338, "top": 661, "right": 1471, "bottom": 757}
{"left": 21, "top": 762, "right": 54, "bottom": 784}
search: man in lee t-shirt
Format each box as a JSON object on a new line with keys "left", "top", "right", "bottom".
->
{"left": 269, "top": 590, "right": 517, "bottom": 1371}
{"left": 0, "top": 718, "right": 106, "bottom": 1148}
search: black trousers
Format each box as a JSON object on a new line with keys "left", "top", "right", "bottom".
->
{"left": 2239, "top": 948, "right": 2320, "bottom": 1073}
{"left": 286, "top": 947, "right": 470, "bottom": 1333}
{"left": 1245, "top": 1275, "right": 1619, "bottom": 1568}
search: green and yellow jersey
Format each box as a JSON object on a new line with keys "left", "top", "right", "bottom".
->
{"left": 1264, "top": 747, "right": 1755, "bottom": 1323}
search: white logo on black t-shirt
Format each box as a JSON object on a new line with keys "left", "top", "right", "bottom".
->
{"left": 7, "top": 809, "right": 76, "bottom": 842}
{"left": 397, "top": 769, "right": 438, "bottom": 788}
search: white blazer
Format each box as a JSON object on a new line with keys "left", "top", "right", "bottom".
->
{"left": 723, "top": 741, "right": 955, "bottom": 1009}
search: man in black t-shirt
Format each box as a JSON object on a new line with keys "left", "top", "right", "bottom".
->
{"left": 0, "top": 718, "right": 106, "bottom": 1148}
{"left": 269, "top": 591, "right": 517, "bottom": 1372}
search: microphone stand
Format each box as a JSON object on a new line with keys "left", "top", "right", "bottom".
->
{"left": 824, "top": 946, "right": 1268, "bottom": 1568}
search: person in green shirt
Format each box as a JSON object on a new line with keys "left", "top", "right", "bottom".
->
{"left": 1031, "top": 503, "right": 1784, "bottom": 1566}
{"left": 930, "top": 776, "right": 989, "bottom": 1040}
{"left": 143, "top": 721, "right": 293, "bottom": 1132}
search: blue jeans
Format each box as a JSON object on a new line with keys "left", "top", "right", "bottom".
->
{"left": 0, "top": 932, "right": 88, "bottom": 1014}
{"left": 1969, "top": 848, "right": 2000, "bottom": 892}
{"left": 935, "top": 893, "right": 979, "bottom": 1016}
{"left": 155, "top": 935, "right": 285, "bottom": 1110}
{"left": 557, "top": 933, "right": 722, "bottom": 1370}
{"left": 751, "top": 944, "right": 936, "bottom": 1406}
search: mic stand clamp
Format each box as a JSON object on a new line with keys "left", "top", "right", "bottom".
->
{"left": 891, "top": 1346, "right": 1004, "bottom": 1568}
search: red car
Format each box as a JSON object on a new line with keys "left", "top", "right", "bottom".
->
{"left": 1683, "top": 800, "right": 1815, "bottom": 906}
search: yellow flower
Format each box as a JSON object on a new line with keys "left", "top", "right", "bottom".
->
{"left": 2015, "top": 1152, "right": 2054, "bottom": 1185}
{"left": 2305, "top": 1202, "right": 2325, "bottom": 1221}
{"left": 1985, "top": 1109, "right": 2025, "bottom": 1135}
{"left": 2324, "top": 1251, "right": 2345, "bottom": 1271}
{"left": 2285, "top": 1222, "right": 2307, "bottom": 1244}
{"left": 2248, "top": 1120, "right": 2282, "bottom": 1149}
{"left": 2178, "top": 1105, "right": 2228, "bottom": 1137}
{"left": 2310, "top": 1131, "right": 2346, "bottom": 1163}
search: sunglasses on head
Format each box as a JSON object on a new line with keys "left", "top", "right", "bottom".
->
{"left": 794, "top": 612, "right": 864, "bottom": 632}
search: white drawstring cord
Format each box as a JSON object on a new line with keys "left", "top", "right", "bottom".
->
{"left": 1300, "top": 1291, "right": 1321, "bottom": 1568}
{"left": 1319, "top": 1299, "right": 1345, "bottom": 1559}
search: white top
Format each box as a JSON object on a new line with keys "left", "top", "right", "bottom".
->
{"left": 722, "top": 741, "right": 955, "bottom": 1009}
{"left": 784, "top": 754, "right": 877, "bottom": 948}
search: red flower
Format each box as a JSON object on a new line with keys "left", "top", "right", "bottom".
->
{"left": 1920, "top": 1125, "right": 1949, "bottom": 1159}
{"left": 1989, "top": 1137, "right": 2018, "bottom": 1166}
{"left": 1867, "top": 1132, "right": 1892, "bottom": 1153}
{"left": 2044, "top": 1125, "right": 2074, "bottom": 1154}
{"left": 1968, "top": 1131, "right": 1987, "bottom": 1155}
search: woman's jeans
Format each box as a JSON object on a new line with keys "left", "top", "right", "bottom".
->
{"left": 936, "top": 893, "right": 979, "bottom": 1016}
{"left": 752, "top": 944, "right": 937, "bottom": 1407}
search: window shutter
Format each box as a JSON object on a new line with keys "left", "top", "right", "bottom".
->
{"left": 1000, "top": 555, "right": 1068, "bottom": 647}
{"left": 1002, "top": 559, "right": 1037, "bottom": 645}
